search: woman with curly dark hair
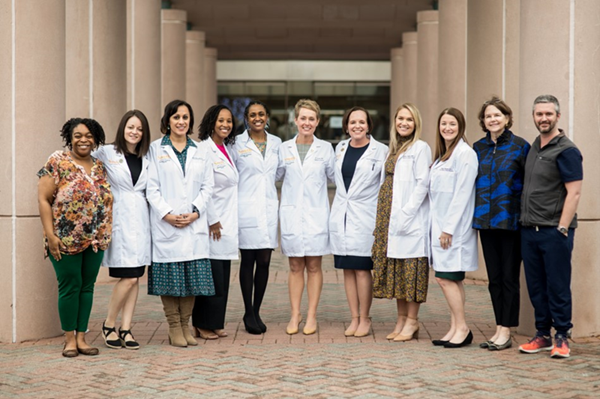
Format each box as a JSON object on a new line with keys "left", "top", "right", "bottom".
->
{"left": 37, "top": 117, "right": 113, "bottom": 357}
{"left": 192, "top": 104, "right": 238, "bottom": 339}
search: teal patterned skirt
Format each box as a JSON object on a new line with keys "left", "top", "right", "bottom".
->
{"left": 148, "top": 259, "right": 215, "bottom": 297}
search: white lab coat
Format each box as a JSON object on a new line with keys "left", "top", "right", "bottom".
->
{"left": 329, "top": 138, "right": 388, "bottom": 256}
{"left": 93, "top": 145, "right": 151, "bottom": 268}
{"left": 387, "top": 140, "right": 431, "bottom": 259}
{"left": 230, "top": 130, "right": 282, "bottom": 249}
{"left": 429, "top": 139, "right": 478, "bottom": 272}
{"left": 278, "top": 135, "right": 335, "bottom": 257}
{"left": 146, "top": 138, "right": 214, "bottom": 263}
{"left": 205, "top": 137, "right": 239, "bottom": 260}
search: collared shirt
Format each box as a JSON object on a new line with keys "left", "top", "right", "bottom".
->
{"left": 161, "top": 134, "right": 197, "bottom": 174}
{"left": 37, "top": 151, "right": 113, "bottom": 257}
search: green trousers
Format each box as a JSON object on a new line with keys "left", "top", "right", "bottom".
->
{"left": 50, "top": 247, "right": 104, "bottom": 332}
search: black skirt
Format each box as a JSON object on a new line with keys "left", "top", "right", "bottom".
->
{"left": 109, "top": 266, "right": 146, "bottom": 278}
{"left": 334, "top": 255, "right": 373, "bottom": 271}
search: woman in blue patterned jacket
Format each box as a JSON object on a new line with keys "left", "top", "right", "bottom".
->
{"left": 473, "top": 97, "right": 530, "bottom": 351}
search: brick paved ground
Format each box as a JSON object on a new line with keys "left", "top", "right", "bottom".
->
{"left": 2, "top": 251, "right": 600, "bottom": 398}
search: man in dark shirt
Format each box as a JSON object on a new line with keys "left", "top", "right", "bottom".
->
{"left": 518, "top": 95, "right": 583, "bottom": 358}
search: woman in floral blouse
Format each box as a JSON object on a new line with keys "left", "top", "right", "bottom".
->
{"left": 37, "top": 117, "right": 113, "bottom": 358}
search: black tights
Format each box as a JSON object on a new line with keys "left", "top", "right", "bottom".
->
{"left": 239, "top": 249, "right": 272, "bottom": 331}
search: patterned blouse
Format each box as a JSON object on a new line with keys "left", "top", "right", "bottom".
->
{"left": 37, "top": 151, "right": 113, "bottom": 257}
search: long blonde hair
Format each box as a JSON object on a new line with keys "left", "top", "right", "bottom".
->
{"left": 388, "top": 103, "right": 422, "bottom": 159}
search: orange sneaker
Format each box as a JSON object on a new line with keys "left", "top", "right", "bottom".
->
{"left": 550, "top": 334, "right": 570, "bottom": 358}
{"left": 519, "top": 334, "right": 553, "bottom": 353}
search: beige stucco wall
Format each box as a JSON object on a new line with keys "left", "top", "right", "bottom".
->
{"left": 0, "top": 0, "right": 66, "bottom": 343}
{"left": 161, "top": 9, "right": 187, "bottom": 108}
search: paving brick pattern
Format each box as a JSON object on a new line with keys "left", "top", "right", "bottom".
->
{"left": 2, "top": 252, "right": 600, "bottom": 398}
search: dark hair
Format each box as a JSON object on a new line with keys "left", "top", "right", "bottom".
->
{"left": 477, "top": 96, "right": 513, "bottom": 132}
{"left": 60, "top": 117, "right": 105, "bottom": 150}
{"left": 342, "top": 106, "right": 373, "bottom": 135}
{"left": 243, "top": 100, "right": 270, "bottom": 132}
{"left": 113, "top": 110, "right": 151, "bottom": 157}
{"left": 434, "top": 108, "right": 467, "bottom": 162}
{"left": 160, "top": 99, "right": 194, "bottom": 135}
{"left": 198, "top": 105, "right": 237, "bottom": 146}
{"left": 244, "top": 100, "right": 270, "bottom": 120}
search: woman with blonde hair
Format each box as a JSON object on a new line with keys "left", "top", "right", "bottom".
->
{"left": 429, "top": 107, "right": 478, "bottom": 348}
{"left": 278, "top": 99, "right": 335, "bottom": 335}
{"left": 372, "top": 103, "right": 431, "bottom": 342}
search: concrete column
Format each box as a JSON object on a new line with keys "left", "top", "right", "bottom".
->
{"left": 0, "top": 0, "right": 66, "bottom": 342}
{"left": 127, "top": 0, "right": 162, "bottom": 140}
{"left": 416, "top": 11, "right": 439, "bottom": 148}
{"left": 203, "top": 47, "right": 218, "bottom": 111}
{"left": 390, "top": 48, "right": 403, "bottom": 118}
{"left": 466, "top": 0, "right": 521, "bottom": 141}
{"left": 186, "top": 31, "right": 206, "bottom": 116}
{"left": 401, "top": 32, "right": 418, "bottom": 105}
{"left": 438, "top": 0, "right": 467, "bottom": 112}
{"left": 161, "top": 9, "right": 187, "bottom": 108}
{"left": 518, "top": 0, "right": 600, "bottom": 338}
{"left": 65, "top": 0, "right": 127, "bottom": 137}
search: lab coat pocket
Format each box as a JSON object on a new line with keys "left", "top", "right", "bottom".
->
{"left": 238, "top": 199, "right": 259, "bottom": 229}
{"left": 154, "top": 218, "right": 180, "bottom": 241}
{"left": 279, "top": 205, "right": 296, "bottom": 237}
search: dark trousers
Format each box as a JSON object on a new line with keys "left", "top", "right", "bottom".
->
{"left": 192, "top": 259, "right": 231, "bottom": 330}
{"left": 480, "top": 229, "right": 521, "bottom": 327}
{"left": 521, "top": 226, "right": 574, "bottom": 336}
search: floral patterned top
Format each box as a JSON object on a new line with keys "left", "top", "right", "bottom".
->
{"left": 37, "top": 151, "right": 113, "bottom": 257}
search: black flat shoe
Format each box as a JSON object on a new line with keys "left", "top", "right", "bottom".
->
{"left": 432, "top": 339, "right": 449, "bottom": 346}
{"left": 102, "top": 321, "right": 122, "bottom": 349}
{"left": 254, "top": 313, "right": 267, "bottom": 333}
{"left": 119, "top": 328, "right": 140, "bottom": 350}
{"left": 479, "top": 340, "right": 493, "bottom": 349}
{"left": 489, "top": 338, "right": 512, "bottom": 351}
{"left": 243, "top": 314, "right": 262, "bottom": 335}
{"left": 444, "top": 331, "right": 473, "bottom": 348}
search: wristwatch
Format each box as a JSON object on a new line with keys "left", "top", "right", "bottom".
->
{"left": 557, "top": 226, "right": 568, "bottom": 236}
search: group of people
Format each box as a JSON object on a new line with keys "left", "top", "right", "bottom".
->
{"left": 38, "top": 94, "right": 582, "bottom": 359}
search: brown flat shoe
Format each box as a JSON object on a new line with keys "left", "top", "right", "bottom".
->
{"left": 77, "top": 346, "right": 99, "bottom": 356}
{"left": 62, "top": 344, "right": 78, "bottom": 358}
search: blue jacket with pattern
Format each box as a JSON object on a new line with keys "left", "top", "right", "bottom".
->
{"left": 472, "top": 129, "right": 530, "bottom": 230}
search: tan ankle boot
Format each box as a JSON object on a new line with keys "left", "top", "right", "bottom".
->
{"left": 179, "top": 296, "right": 198, "bottom": 346}
{"left": 160, "top": 296, "right": 187, "bottom": 347}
